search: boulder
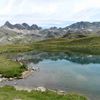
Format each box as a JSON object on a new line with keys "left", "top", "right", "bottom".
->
{"left": 35, "top": 87, "right": 46, "bottom": 92}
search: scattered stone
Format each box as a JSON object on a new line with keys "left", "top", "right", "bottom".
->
{"left": 15, "top": 86, "right": 32, "bottom": 92}
{"left": 0, "top": 77, "right": 7, "bottom": 82}
{"left": 21, "top": 70, "right": 33, "bottom": 79}
{"left": 57, "top": 90, "right": 65, "bottom": 95}
{"left": 2, "top": 78, "right": 7, "bottom": 81}
{"left": 32, "top": 67, "right": 40, "bottom": 71}
{"left": 9, "top": 78, "right": 14, "bottom": 81}
{"left": 0, "top": 78, "right": 3, "bottom": 82}
{"left": 14, "top": 98, "right": 22, "bottom": 100}
{"left": 19, "top": 62, "right": 23, "bottom": 66}
{"left": 0, "top": 74, "right": 2, "bottom": 77}
{"left": 35, "top": 87, "right": 46, "bottom": 92}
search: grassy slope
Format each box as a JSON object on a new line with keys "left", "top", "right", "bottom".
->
{"left": 33, "top": 36, "right": 100, "bottom": 54}
{"left": 0, "top": 86, "right": 87, "bottom": 100}
{"left": 0, "top": 45, "right": 32, "bottom": 78}
{"left": 0, "top": 56, "right": 26, "bottom": 78}
{"left": 0, "top": 44, "right": 32, "bottom": 53}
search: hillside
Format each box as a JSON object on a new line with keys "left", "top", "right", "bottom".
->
{"left": 33, "top": 36, "right": 100, "bottom": 54}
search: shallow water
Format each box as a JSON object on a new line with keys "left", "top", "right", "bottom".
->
{"left": 1, "top": 52, "right": 100, "bottom": 100}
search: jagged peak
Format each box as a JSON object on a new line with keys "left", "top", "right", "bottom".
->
{"left": 3, "top": 21, "right": 42, "bottom": 30}
{"left": 22, "top": 23, "right": 30, "bottom": 26}
{"left": 22, "top": 23, "right": 30, "bottom": 29}
{"left": 4, "top": 21, "right": 12, "bottom": 26}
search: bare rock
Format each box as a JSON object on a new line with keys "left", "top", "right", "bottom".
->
{"left": 57, "top": 90, "right": 65, "bottom": 95}
{"left": 35, "top": 87, "right": 46, "bottom": 92}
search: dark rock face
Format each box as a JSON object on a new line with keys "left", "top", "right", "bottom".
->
{"left": 22, "top": 23, "right": 30, "bottom": 30}
{"left": 3, "top": 21, "right": 42, "bottom": 30}
{"left": 4, "top": 21, "right": 14, "bottom": 29}
{"left": 31, "top": 24, "right": 42, "bottom": 30}
{"left": 14, "top": 24, "right": 25, "bottom": 30}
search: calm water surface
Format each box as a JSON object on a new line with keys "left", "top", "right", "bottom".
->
{"left": 1, "top": 51, "right": 100, "bottom": 100}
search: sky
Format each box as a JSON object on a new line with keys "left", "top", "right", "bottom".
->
{"left": 1, "top": 0, "right": 100, "bottom": 28}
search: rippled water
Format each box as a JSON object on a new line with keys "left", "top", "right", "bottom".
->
{"left": 1, "top": 51, "right": 100, "bottom": 100}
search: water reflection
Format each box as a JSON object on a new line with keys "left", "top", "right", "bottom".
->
{"left": 2, "top": 51, "right": 100, "bottom": 100}
{"left": 10, "top": 51, "right": 100, "bottom": 64}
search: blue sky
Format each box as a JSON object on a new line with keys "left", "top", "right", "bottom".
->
{"left": 0, "top": 0, "right": 100, "bottom": 27}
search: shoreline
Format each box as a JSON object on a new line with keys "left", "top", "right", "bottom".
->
{"left": 0, "top": 85, "right": 88, "bottom": 100}
{"left": 0, "top": 69, "right": 34, "bottom": 82}
{"left": 0, "top": 85, "right": 87, "bottom": 97}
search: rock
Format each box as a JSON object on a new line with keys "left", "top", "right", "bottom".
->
{"left": 22, "top": 23, "right": 30, "bottom": 30}
{"left": 0, "top": 74, "right": 2, "bottom": 77}
{"left": 14, "top": 98, "right": 22, "bottom": 100}
{"left": 35, "top": 87, "right": 46, "bottom": 92}
{"left": 15, "top": 86, "right": 32, "bottom": 92}
{"left": 0, "top": 78, "right": 3, "bottom": 82}
{"left": 21, "top": 70, "right": 33, "bottom": 79}
{"left": 19, "top": 62, "right": 23, "bottom": 66}
{"left": 4, "top": 21, "right": 14, "bottom": 29}
{"left": 32, "top": 67, "right": 40, "bottom": 71}
{"left": 9, "top": 78, "right": 14, "bottom": 81}
{"left": 57, "top": 90, "right": 65, "bottom": 95}
{"left": 0, "top": 77, "right": 7, "bottom": 82}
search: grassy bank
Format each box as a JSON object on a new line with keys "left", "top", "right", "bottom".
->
{"left": 0, "top": 56, "right": 26, "bottom": 78}
{"left": 0, "top": 44, "right": 32, "bottom": 78}
{"left": 0, "top": 86, "right": 87, "bottom": 100}
{"left": 33, "top": 36, "right": 100, "bottom": 55}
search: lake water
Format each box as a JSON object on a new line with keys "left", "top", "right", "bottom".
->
{"left": 1, "top": 51, "right": 100, "bottom": 100}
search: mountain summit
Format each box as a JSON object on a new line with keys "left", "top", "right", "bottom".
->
{"left": 66, "top": 21, "right": 100, "bottom": 30}
{"left": 4, "top": 21, "right": 14, "bottom": 29}
{"left": 3, "top": 21, "right": 42, "bottom": 30}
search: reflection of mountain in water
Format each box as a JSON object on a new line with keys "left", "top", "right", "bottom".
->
{"left": 11, "top": 51, "right": 100, "bottom": 64}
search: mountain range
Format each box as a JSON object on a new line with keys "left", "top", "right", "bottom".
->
{"left": 0, "top": 21, "right": 100, "bottom": 44}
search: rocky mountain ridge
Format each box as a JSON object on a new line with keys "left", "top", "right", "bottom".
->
{"left": 0, "top": 21, "right": 100, "bottom": 44}
{"left": 3, "top": 21, "right": 42, "bottom": 30}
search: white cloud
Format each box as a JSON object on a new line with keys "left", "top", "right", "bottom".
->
{"left": 71, "top": 8, "right": 100, "bottom": 21}
{"left": 1, "top": 0, "right": 100, "bottom": 27}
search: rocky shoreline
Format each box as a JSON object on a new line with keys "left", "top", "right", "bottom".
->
{"left": 12, "top": 85, "right": 66, "bottom": 95}
{"left": 0, "top": 69, "right": 34, "bottom": 82}
{"left": 0, "top": 61, "right": 40, "bottom": 82}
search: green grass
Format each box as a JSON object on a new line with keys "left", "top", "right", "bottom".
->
{"left": 0, "top": 44, "right": 33, "bottom": 78}
{"left": 0, "top": 56, "right": 26, "bottom": 78}
{"left": 0, "top": 44, "right": 34, "bottom": 78}
{"left": 32, "top": 36, "right": 100, "bottom": 55}
{"left": 0, "top": 86, "right": 87, "bottom": 100}
{"left": 0, "top": 44, "right": 33, "bottom": 54}
{"left": 0, "top": 36, "right": 100, "bottom": 55}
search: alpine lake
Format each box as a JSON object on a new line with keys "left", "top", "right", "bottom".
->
{"left": 1, "top": 51, "right": 100, "bottom": 100}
